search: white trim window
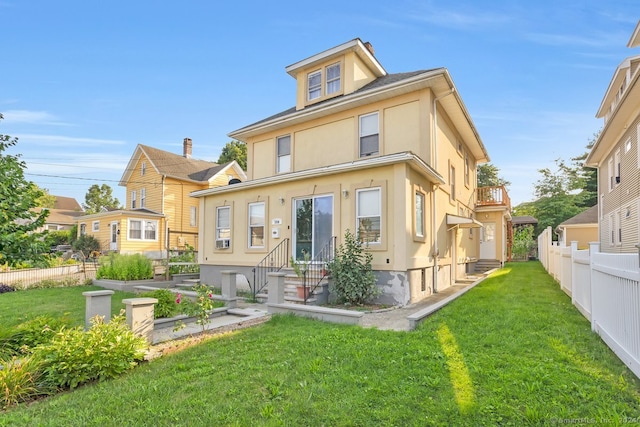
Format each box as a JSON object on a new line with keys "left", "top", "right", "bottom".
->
{"left": 248, "top": 202, "right": 265, "bottom": 248}
{"left": 80, "top": 223, "right": 86, "bottom": 235}
{"left": 128, "top": 219, "right": 158, "bottom": 241}
{"left": 326, "top": 63, "right": 341, "bottom": 95}
{"left": 356, "top": 188, "right": 381, "bottom": 244}
{"left": 415, "top": 192, "right": 425, "bottom": 238}
{"left": 141, "top": 161, "right": 146, "bottom": 176}
{"left": 92, "top": 221, "right": 100, "bottom": 232}
{"left": 216, "top": 206, "right": 231, "bottom": 249}
{"left": 131, "top": 190, "right": 137, "bottom": 209}
{"left": 277, "top": 135, "right": 291, "bottom": 173}
{"left": 359, "top": 112, "right": 379, "bottom": 157}
{"left": 190, "top": 206, "right": 197, "bottom": 227}
{"left": 614, "top": 148, "right": 621, "bottom": 186}
{"left": 307, "top": 70, "right": 322, "bottom": 101}
{"left": 450, "top": 165, "right": 456, "bottom": 201}
{"left": 616, "top": 209, "right": 622, "bottom": 246}
{"left": 608, "top": 213, "right": 614, "bottom": 246}
{"left": 464, "top": 152, "right": 470, "bottom": 186}
{"left": 140, "top": 188, "right": 146, "bottom": 208}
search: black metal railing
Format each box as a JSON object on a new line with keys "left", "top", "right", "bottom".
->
{"left": 301, "top": 236, "right": 336, "bottom": 304}
{"left": 251, "top": 238, "right": 289, "bottom": 300}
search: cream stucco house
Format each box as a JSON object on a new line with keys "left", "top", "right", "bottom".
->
{"left": 193, "top": 39, "right": 508, "bottom": 305}
{"left": 77, "top": 139, "right": 245, "bottom": 258}
{"left": 585, "top": 20, "right": 640, "bottom": 253}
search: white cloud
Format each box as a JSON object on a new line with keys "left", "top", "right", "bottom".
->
{"left": 2, "top": 110, "right": 70, "bottom": 126}
{"left": 16, "top": 133, "right": 127, "bottom": 146}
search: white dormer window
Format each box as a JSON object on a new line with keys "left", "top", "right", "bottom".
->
{"left": 326, "top": 63, "right": 341, "bottom": 95}
{"left": 308, "top": 71, "right": 321, "bottom": 100}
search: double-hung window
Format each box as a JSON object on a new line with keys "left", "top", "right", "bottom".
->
{"left": 415, "top": 192, "right": 425, "bottom": 238}
{"left": 450, "top": 165, "right": 456, "bottom": 201}
{"left": 356, "top": 188, "right": 381, "bottom": 244}
{"left": 308, "top": 71, "right": 322, "bottom": 101}
{"left": 140, "top": 188, "right": 146, "bottom": 208}
{"left": 92, "top": 221, "right": 100, "bottom": 232}
{"left": 216, "top": 206, "right": 231, "bottom": 249}
{"left": 614, "top": 149, "right": 621, "bottom": 186}
{"left": 131, "top": 190, "right": 137, "bottom": 209}
{"left": 190, "top": 206, "right": 197, "bottom": 227}
{"left": 277, "top": 135, "right": 291, "bottom": 173}
{"left": 359, "top": 112, "right": 379, "bottom": 157}
{"left": 141, "top": 161, "right": 146, "bottom": 176}
{"left": 326, "top": 63, "right": 341, "bottom": 95}
{"left": 248, "top": 202, "right": 265, "bottom": 248}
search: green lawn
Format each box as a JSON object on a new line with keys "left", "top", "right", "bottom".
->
{"left": 1, "top": 262, "right": 639, "bottom": 426}
{"left": 0, "top": 285, "right": 136, "bottom": 329}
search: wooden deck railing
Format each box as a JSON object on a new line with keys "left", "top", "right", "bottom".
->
{"left": 476, "top": 186, "right": 511, "bottom": 210}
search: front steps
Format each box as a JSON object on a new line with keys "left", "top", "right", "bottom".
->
{"left": 256, "top": 267, "right": 330, "bottom": 305}
{"left": 474, "top": 259, "right": 501, "bottom": 273}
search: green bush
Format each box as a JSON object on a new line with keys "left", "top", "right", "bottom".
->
{"left": 327, "top": 229, "right": 381, "bottom": 305}
{"left": 33, "top": 314, "right": 148, "bottom": 389}
{"left": 0, "top": 315, "right": 70, "bottom": 358}
{"left": 0, "top": 355, "right": 48, "bottom": 409}
{"left": 97, "top": 253, "right": 154, "bottom": 281}
{"left": 72, "top": 234, "right": 101, "bottom": 256}
{"left": 139, "top": 289, "right": 180, "bottom": 319}
{"left": 168, "top": 243, "right": 200, "bottom": 274}
{"left": 45, "top": 230, "right": 71, "bottom": 249}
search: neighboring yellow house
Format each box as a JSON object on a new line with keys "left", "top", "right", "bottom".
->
{"left": 556, "top": 205, "right": 598, "bottom": 250}
{"left": 586, "top": 20, "right": 640, "bottom": 253}
{"left": 35, "top": 196, "right": 84, "bottom": 232}
{"left": 77, "top": 139, "right": 246, "bottom": 258}
{"left": 193, "top": 38, "right": 506, "bottom": 305}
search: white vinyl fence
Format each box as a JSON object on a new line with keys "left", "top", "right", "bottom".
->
{"left": 538, "top": 226, "right": 640, "bottom": 379}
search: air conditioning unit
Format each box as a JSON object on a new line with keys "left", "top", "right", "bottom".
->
{"left": 216, "top": 239, "right": 230, "bottom": 249}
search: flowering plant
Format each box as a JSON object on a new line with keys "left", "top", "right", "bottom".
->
{"left": 175, "top": 284, "right": 218, "bottom": 332}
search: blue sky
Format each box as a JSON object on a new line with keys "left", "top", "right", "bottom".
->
{"left": 2, "top": 1, "right": 639, "bottom": 207}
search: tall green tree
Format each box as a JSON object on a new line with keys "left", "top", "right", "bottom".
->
{"left": 0, "top": 114, "right": 50, "bottom": 266}
{"left": 217, "top": 140, "right": 247, "bottom": 171}
{"left": 477, "top": 163, "right": 511, "bottom": 188}
{"left": 35, "top": 185, "right": 57, "bottom": 208}
{"left": 83, "top": 184, "right": 121, "bottom": 214}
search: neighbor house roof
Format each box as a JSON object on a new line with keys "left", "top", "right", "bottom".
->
{"left": 53, "top": 196, "right": 82, "bottom": 211}
{"left": 511, "top": 216, "right": 538, "bottom": 226}
{"left": 628, "top": 20, "right": 640, "bottom": 48}
{"left": 558, "top": 205, "right": 598, "bottom": 227}
{"left": 119, "top": 144, "right": 246, "bottom": 186}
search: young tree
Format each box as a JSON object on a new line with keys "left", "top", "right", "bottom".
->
{"left": 35, "top": 185, "right": 57, "bottom": 208}
{"left": 477, "top": 163, "right": 511, "bottom": 188}
{"left": 217, "top": 140, "right": 247, "bottom": 171}
{"left": 83, "top": 184, "right": 121, "bottom": 214}
{"left": 0, "top": 114, "right": 50, "bottom": 266}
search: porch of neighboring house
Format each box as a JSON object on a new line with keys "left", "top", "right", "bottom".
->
{"left": 475, "top": 185, "right": 512, "bottom": 272}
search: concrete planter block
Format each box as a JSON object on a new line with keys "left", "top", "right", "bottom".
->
{"left": 122, "top": 297, "right": 158, "bottom": 342}
{"left": 221, "top": 270, "right": 238, "bottom": 308}
{"left": 82, "top": 290, "right": 115, "bottom": 329}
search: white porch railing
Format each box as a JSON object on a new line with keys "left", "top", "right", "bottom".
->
{"left": 538, "top": 227, "right": 640, "bottom": 379}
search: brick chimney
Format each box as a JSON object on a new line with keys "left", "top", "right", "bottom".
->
{"left": 363, "top": 41, "right": 375, "bottom": 56}
{"left": 183, "top": 137, "right": 192, "bottom": 159}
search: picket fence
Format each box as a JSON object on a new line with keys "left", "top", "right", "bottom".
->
{"left": 0, "top": 263, "right": 98, "bottom": 288}
{"left": 538, "top": 226, "right": 640, "bottom": 379}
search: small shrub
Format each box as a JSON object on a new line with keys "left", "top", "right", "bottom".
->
{"left": 0, "top": 315, "right": 70, "bottom": 358}
{"left": 0, "top": 355, "right": 48, "bottom": 409}
{"left": 0, "top": 284, "right": 15, "bottom": 294}
{"left": 34, "top": 314, "right": 148, "bottom": 389}
{"left": 176, "top": 285, "right": 224, "bottom": 332}
{"left": 139, "top": 289, "right": 179, "bottom": 319}
{"left": 72, "top": 234, "right": 101, "bottom": 256}
{"left": 168, "top": 243, "right": 200, "bottom": 274}
{"left": 97, "top": 253, "right": 153, "bottom": 281}
{"left": 327, "top": 229, "right": 381, "bottom": 305}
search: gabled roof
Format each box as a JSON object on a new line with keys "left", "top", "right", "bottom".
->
{"left": 511, "top": 216, "right": 538, "bottom": 226}
{"left": 119, "top": 144, "right": 246, "bottom": 186}
{"left": 229, "top": 68, "right": 489, "bottom": 163}
{"left": 628, "top": 20, "right": 640, "bottom": 48}
{"left": 53, "top": 196, "right": 82, "bottom": 211}
{"left": 36, "top": 207, "right": 84, "bottom": 225}
{"left": 558, "top": 205, "right": 598, "bottom": 227}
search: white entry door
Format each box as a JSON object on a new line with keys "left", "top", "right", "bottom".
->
{"left": 480, "top": 222, "right": 496, "bottom": 259}
{"left": 110, "top": 222, "right": 118, "bottom": 251}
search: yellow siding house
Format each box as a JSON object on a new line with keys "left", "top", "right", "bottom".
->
{"left": 193, "top": 39, "right": 507, "bottom": 305}
{"left": 77, "top": 139, "right": 246, "bottom": 258}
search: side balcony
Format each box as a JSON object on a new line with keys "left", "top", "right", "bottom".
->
{"left": 476, "top": 186, "right": 511, "bottom": 211}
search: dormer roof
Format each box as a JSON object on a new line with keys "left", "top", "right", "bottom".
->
{"left": 627, "top": 20, "right": 640, "bottom": 48}
{"left": 285, "top": 38, "right": 386, "bottom": 79}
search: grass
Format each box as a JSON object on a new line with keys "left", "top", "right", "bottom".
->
{"left": 0, "top": 285, "right": 136, "bottom": 329}
{"left": 1, "top": 261, "right": 639, "bottom": 425}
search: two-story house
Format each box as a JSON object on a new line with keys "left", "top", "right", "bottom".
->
{"left": 585, "top": 20, "right": 640, "bottom": 253}
{"left": 77, "top": 138, "right": 246, "bottom": 258}
{"left": 193, "top": 38, "right": 503, "bottom": 305}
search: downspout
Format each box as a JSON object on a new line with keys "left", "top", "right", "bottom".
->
{"left": 431, "top": 88, "right": 455, "bottom": 293}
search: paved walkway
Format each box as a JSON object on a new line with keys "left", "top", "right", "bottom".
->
{"left": 150, "top": 272, "right": 491, "bottom": 345}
